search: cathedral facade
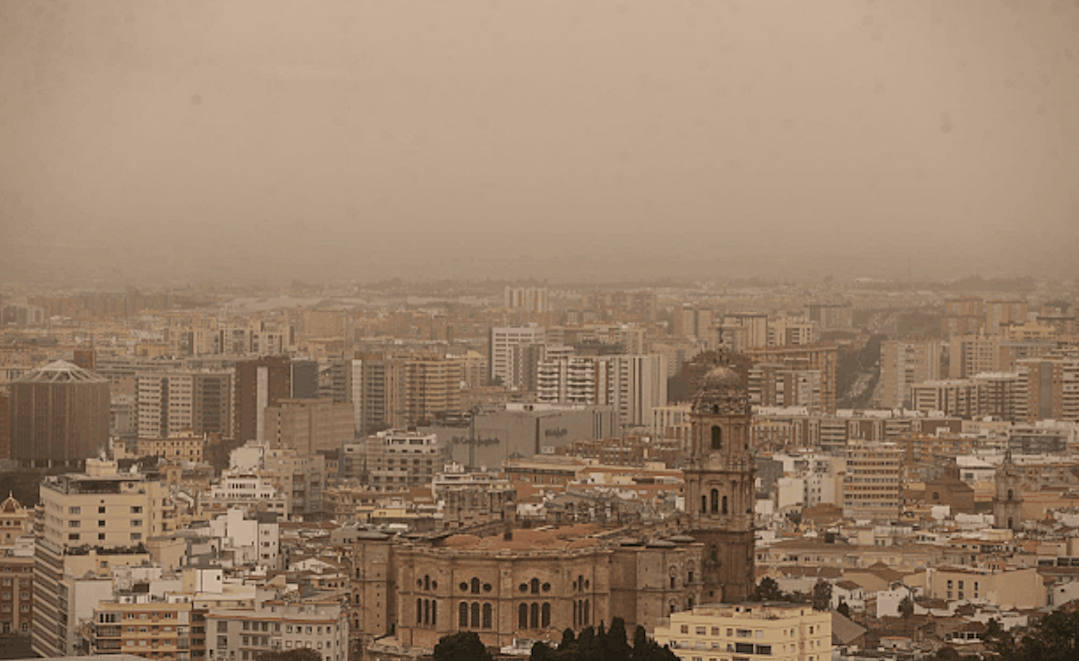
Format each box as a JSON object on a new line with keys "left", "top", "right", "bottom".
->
{"left": 353, "top": 358, "right": 756, "bottom": 658}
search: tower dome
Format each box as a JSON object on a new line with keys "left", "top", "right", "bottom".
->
{"left": 692, "top": 364, "right": 749, "bottom": 415}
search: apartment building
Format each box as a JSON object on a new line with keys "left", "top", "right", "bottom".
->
{"left": 504, "top": 286, "right": 549, "bottom": 313}
{"left": 135, "top": 432, "right": 206, "bottom": 463}
{"left": 403, "top": 357, "right": 464, "bottom": 425}
{"left": 205, "top": 601, "right": 348, "bottom": 661}
{"left": 536, "top": 354, "right": 666, "bottom": 428}
{"left": 842, "top": 441, "right": 901, "bottom": 522}
{"left": 652, "top": 602, "right": 832, "bottom": 661}
{"left": 746, "top": 345, "right": 838, "bottom": 413}
{"left": 136, "top": 371, "right": 233, "bottom": 440}
{"left": 879, "top": 340, "right": 942, "bottom": 408}
{"left": 92, "top": 597, "right": 197, "bottom": 659}
{"left": 356, "top": 429, "right": 445, "bottom": 492}
{"left": 262, "top": 398, "right": 353, "bottom": 454}
{"left": 0, "top": 549, "right": 33, "bottom": 635}
{"left": 33, "top": 458, "right": 166, "bottom": 656}
{"left": 350, "top": 355, "right": 406, "bottom": 435}
{"left": 488, "top": 325, "right": 545, "bottom": 386}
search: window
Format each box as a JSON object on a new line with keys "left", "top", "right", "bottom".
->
{"left": 98, "top": 506, "right": 106, "bottom": 514}
{"left": 519, "top": 603, "right": 528, "bottom": 629}
{"left": 530, "top": 578, "right": 540, "bottom": 594}
{"left": 711, "top": 426, "right": 722, "bottom": 450}
{"left": 131, "top": 506, "right": 142, "bottom": 514}
{"left": 482, "top": 603, "right": 492, "bottom": 629}
{"left": 710, "top": 489, "right": 719, "bottom": 513}
{"left": 98, "top": 520, "right": 106, "bottom": 527}
{"left": 470, "top": 578, "right": 480, "bottom": 594}
{"left": 69, "top": 506, "right": 81, "bottom": 514}
{"left": 530, "top": 602, "right": 539, "bottom": 629}
{"left": 459, "top": 602, "right": 469, "bottom": 628}
{"left": 68, "top": 533, "right": 79, "bottom": 541}
{"left": 470, "top": 602, "right": 480, "bottom": 628}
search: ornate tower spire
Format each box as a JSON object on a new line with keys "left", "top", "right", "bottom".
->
{"left": 684, "top": 362, "right": 755, "bottom": 603}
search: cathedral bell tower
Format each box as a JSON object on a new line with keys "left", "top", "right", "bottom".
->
{"left": 684, "top": 365, "right": 755, "bottom": 603}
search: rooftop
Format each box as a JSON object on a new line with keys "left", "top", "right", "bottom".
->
{"left": 16, "top": 360, "right": 108, "bottom": 384}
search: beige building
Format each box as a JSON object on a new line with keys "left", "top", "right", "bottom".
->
{"left": 355, "top": 429, "right": 445, "bottom": 492}
{"left": 842, "top": 441, "right": 901, "bottom": 522}
{"left": 0, "top": 550, "right": 33, "bottom": 635}
{"left": 879, "top": 340, "right": 941, "bottom": 409}
{"left": 653, "top": 602, "right": 832, "bottom": 661}
{"left": 92, "top": 598, "right": 197, "bottom": 659}
{"left": 0, "top": 494, "right": 32, "bottom": 547}
{"left": 136, "top": 432, "right": 206, "bottom": 463}
{"left": 906, "top": 567, "right": 1043, "bottom": 610}
{"left": 263, "top": 398, "right": 353, "bottom": 454}
{"left": 404, "top": 356, "right": 465, "bottom": 425}
{"left": 205, "top": 601, "right": 348, "bottom": 661}
{"left": 33, "top": 457, "right": 167, "bottom": 657}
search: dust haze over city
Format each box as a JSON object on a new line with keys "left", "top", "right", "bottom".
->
{"left": 2, "top": 0, "right": 1079, "bottom": 285}
{"left": 5, "top": 2, "right": 1079, "bottom": 661}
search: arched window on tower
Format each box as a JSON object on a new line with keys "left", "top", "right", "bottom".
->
{"left": 431, "top": 600, "right": 437, "bottom": 626}
{"left": 530, "top": 578, "right": 540, "bottom": 594}
{"left": 530, "top": 602, "right": 539, "bottom": 628}
{"left": 1007, "top": 489, "right": 1014, "bottom": 500}
{"left": 459, "top": 602, "right": 469, "bottom": 628}
{"left": 470, "top": 577, "right": 480, "bottom": 594}
{"left": 711, "top": 425, "right": 722, "bottom": 450}
{"left": 722, "top": 495, "right": 728, "bottom": 515}
{"left": 482, "top": 603, "right": 492, "bottom": 629}
{"left": 519, "top": 603, "right": 528, "bottom": 629}
{"left": 542, "top": 602, "right": 551, "bottom": 627}
{"left": 416, "top": 598, "right": 422, "bottom": 624}
{"left": 710, "top": 489, "right": 719, "bottom": 513}
{"left": 701, "top": 495, "right": 707, "bottom": 514}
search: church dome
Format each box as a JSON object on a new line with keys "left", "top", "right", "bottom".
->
{"left": 692, "top": 364, "right": 749, "bottom": 415}
{"left": 701, "top": 366, "right": 741, "bottom": 388}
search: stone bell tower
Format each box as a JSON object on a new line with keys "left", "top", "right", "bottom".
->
{"left": 992, "top": 451, "right": 1023, "bottom": 531}
{"left": 684, "top": 363, "right": 755, "bottom": 603}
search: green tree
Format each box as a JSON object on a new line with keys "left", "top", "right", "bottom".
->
{"left": 753, "top": 577, "right": 784, "bottom": 601}
{"left": 836, "top": 601, "right": 851, "bottom": 618}
{"left": 433, "top": 631, "right": 493, "bottom": 661}
{"left": 811, "top": 579, "right": 833, "bottom": 611}
{"left": 929, "top": 647, "right": 960, "bottom": 661}
{"left": 530, "top": 641, "right": 553, "bottom": 661}
{"left": 561, "top": 628, "right": 577, "bottom": 648}
{"left": 898, "top": 595, "right": 914, "bottom": 619}
{"left": 998, "top": 609, "right": 1079, "bottom": 661}
{"left": 605, "top": 617, "right": 631, "bottom": 660}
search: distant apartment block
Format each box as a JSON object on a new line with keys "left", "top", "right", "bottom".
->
{"left": 488, "top": 325, "right": 546, "bottom": 386}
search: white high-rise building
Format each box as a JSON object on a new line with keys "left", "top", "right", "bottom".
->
{"left": 488, "top": 325, "right": 545, "bottom": 386}
{"left": 504, "top": 286, "right": 550, "bottom": 313}
{"left": 136, "top": 371, "right": 194, "bottom": 438}
{"left": 537, "top": 354, "right": 666, "bottom": 428}
{"left": 609, "top": 354, "right": 668, "bottom": 428}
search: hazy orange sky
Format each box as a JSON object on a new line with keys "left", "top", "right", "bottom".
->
{"left": 2, "top": 0, "right": 1077, "bottom": 285}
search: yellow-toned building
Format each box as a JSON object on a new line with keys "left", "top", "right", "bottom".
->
{"left": 92, "top": 599, "right": 196, "bottom": 658}
{"left": 653, "top": 602, "right": 832, "bottom": 661}
{"left": 136, "top": 432, "right": 206, "bottom": 463}
{"left": 32, "top": 457, "right": 170, "bottom": 657}
{"left": 905, "top": 567, "right": 1044, "bottom": 610}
